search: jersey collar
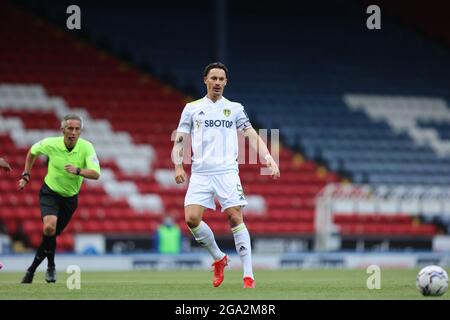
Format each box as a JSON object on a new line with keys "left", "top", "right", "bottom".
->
{"left": 205, "top": 95, "right": 227, "bottom": 105}
{"left": 58, "top": 137, "right": 80, "bottom": 153}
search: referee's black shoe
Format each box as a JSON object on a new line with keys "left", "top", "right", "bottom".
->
{"left": 45, "top": 267, "right": 56, "bottom": 283}
{"left": 21, "top": 271, "right": 34, "bottom": 284}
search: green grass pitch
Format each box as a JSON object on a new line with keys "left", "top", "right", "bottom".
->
{"left": 0, "top": 269, "right": 448, "bottom": 300}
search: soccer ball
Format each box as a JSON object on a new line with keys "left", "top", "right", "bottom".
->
{"left": 416, "top": 265, "right": 448, "bottom": 296}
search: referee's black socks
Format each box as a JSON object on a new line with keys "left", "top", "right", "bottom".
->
{"left": 27, "top": 238, "right": 46, "bottom": 273}
{"left": 43, "top": 235, "right": 56, "bottom": 269}
{"left": 27, "top": 234, "right": 56, "bottom": 273}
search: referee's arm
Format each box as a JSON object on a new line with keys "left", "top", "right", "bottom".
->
{"left": 64, "top": 165, "right": 100, "bottom": 180}
{"left": 18, "top": 149, "right": 37, "bottom": 190}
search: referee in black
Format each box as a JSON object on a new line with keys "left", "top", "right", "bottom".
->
{"left": 19, "top": 114, "right": 101, "bottom": 283}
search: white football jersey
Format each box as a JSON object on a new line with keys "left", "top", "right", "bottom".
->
{"left": 177, "top": 96, "right": 252, "bottom": 175}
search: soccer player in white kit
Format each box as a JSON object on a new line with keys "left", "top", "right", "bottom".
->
{"left": 172, "top": 62, "right": 280, "bottom": 289}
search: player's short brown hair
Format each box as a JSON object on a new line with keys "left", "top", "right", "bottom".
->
{"left": 203, "top": 62, "right": 229, "bottom": 78}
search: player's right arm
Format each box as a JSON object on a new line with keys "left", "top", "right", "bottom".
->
{"left": 172, "top": 132, "right": 188, "bottom": 184}
{"left": 172, "top": 105, "right": 192, "bottom": 184}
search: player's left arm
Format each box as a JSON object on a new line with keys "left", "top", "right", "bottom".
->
{"left": 243, "top": 127, "right": 280, "bottom": 179}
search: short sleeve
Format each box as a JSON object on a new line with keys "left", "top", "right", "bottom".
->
{"left": 177, "top": 105, "right": 192, "bottom": 134}
{"left": 236, "top": 105, "right": 252, "bottom": 131}
{"left": 30, "top": 138, "right": 51, "bottom": 156}
{"left": 84, "top": 143, "right": 101, "bottom": 174}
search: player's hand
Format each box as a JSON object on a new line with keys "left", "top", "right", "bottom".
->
{"left": 18, "top": 178, "right": 28, "bottom": 190}
{"left": 0, "top": 158, "right": 11, "bottom": 173}
{"left": 175, "top": 166, "right": 187, "bottom": 184}
{"left": 64, "top": 164, "right": 78, "bottom": 175}
{"left": 266, "top": 155, "right": 280, "bottom": 179}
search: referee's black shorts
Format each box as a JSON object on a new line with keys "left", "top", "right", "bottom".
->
{"left": 39, "top": 183, "right": 78, "bottom": 236}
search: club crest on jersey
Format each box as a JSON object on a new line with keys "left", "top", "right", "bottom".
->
{"left": 223, "top": 109, "right": 231, "bottom": 117}
{"left": 195, "top": 119, "right": 203, "bottom": 129}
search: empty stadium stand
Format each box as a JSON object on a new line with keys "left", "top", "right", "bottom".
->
{"left": 0, "top": 1, "right": 343, "bottom": 252}
{"left": 1, "top": 0, "right": 446, "bottom": 253}
{"left": 38, "top": 0, "right": 449, "bottom": 187}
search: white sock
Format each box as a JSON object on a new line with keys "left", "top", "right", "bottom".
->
{"left": 232, "top": 223, "right": 254, "bottom": 280}
{"left": 189, "top": 221, "right": 226, "bottom": 261}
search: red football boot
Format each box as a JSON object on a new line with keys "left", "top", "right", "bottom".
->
{"left": 243, "top": 277, "right": 256, "bottom": 288}
{"left": 212, "top": 255, "right": 228, "bottom": 287}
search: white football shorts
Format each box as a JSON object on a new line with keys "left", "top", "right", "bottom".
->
{"left": 184, "top": 172, "right": 248, "bottom": 212}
